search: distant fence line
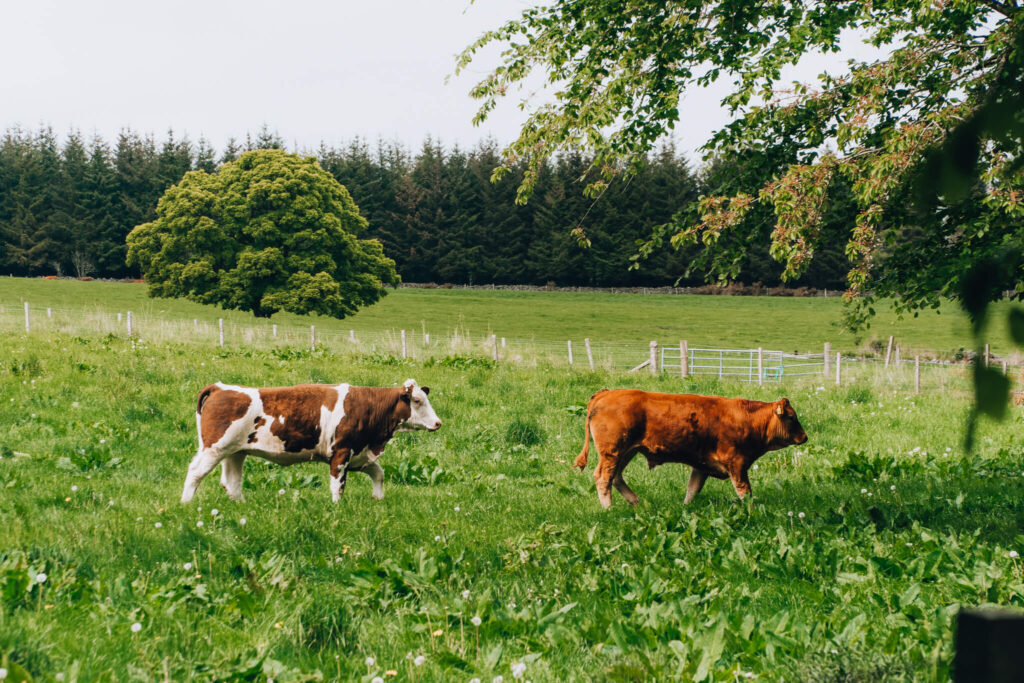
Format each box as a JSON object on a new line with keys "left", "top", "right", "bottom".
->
{"left": 3, "top": 301, "right": 1021, "bottom": 395}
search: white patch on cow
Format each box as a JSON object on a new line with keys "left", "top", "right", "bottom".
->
{"left": 348, "top": 446, "right": 382, "bottom": 470}
{"left": 329, "top": 471, "right": 343, "bottom": 502}
{"left": 278, "top": 415, "right": 285, "bottom": 424}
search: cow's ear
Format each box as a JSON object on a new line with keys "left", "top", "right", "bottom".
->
{"left": 421, "top": 386, "right": 430, "bottom": 395}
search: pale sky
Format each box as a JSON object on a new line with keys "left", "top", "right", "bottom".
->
{"left": 1, "top": 1, "right": 884, "bottom": 161}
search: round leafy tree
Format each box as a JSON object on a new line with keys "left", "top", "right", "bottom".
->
{"left": 126, "top": 149, "right": 399, "bottom": 318}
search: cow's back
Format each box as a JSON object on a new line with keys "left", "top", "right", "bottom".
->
{"left": 256, "top": 384, "right": 341, "bottom": 453}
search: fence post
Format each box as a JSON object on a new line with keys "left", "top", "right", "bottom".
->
{"left": 219, "top": 318, "right": 224, "bottom": 347}
{"left": 885, "top": 336, "right": 894, "bottom": 368}
{"left": 681, "top": 340, "right": 689, "bottom": 379}
{"left": 24, "top": 302, "right": 29, "bottom": 332}
{"left": 1002, "top": 359, "right": 1007, "bottom": 375}
{"left": 425, "top": 332, "right": 430, "bottom": 345}
{"left": 501, "top": 337, "right": 506, "bottom": 348}
{"left": 350, "top": 330, "right": 355, "bottom": 342}
{"left": 401, "top": 329, "right": 407, "bottom": 359}
{"left": 915, "top": 356, "right": 921, "bottom": 394}
{"left": 193, "top": 318, "right": 197, "bottom": 329}
{"left": 985, "top": 344, "right": 990, "bottom": 367}
{"left": 492, "top": 334, "right": 498, "bottom": 362}
{"left": 585, "top": 338, "right": 594, "bottom": 370}
{"left": 757, "top": 347, "right": 764, "bottom": 386}
{"left": 835, "top": 352, "right": 842, "bottom": 386}
{"left": 824, "top": 342, "right": 831, "bottom": 376}
{"left": 311, "top": 326, "right": 316, "bottom": 351}
{"left": 567, "top": 340, "right": 574, "bottom": 366}
{"left": 650, "top": 341, "right": 658, "bottom": 376}
{"left": 118, "top": 312, "right": 122, "bottom": 323}
{"left": 127, "top": 311, "right": 133, "bottom": 338}
{"left": 47, "top": 307, "right": 52, "bottom": 319}
{"left": 272, "top": 324, "right": 277, "bottom": 338}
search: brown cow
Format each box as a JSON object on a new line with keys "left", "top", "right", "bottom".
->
{"left": 573, "top": 389, "right": 807, "bottom": 508}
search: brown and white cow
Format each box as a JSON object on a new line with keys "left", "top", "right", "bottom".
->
{"left": 573, "top": 389, "right": 807, "bottom": 508}
{"left": 181, "top": 379, "right": 441, "bottom": 503}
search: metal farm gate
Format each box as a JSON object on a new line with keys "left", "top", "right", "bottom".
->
{"left": 659, "top": 345, "right": 825, "bottom": 382}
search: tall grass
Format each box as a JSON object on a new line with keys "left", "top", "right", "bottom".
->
{"left": 1, "top": 327, "right": 1023, "bottom": 680}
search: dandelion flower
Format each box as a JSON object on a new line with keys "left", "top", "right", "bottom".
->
{"left": 372, "top": 678, "right": 384, "bottom": 683}
{"left": 890, "top": 485, "right": 896, "bottom": 491}
{"left": 414, "top": 655, "right": 426, "bottom": 667}
{"left": 36, "top": 573, "right": 47, "bottom": 584}
{"left": 130, "top": 622, "right": 142, "bottom": 633}
{"left": 1011, "top": 550, "right": 1020, "bottom": 559}
{"left": 366, "top": 656, "right": 376, "bottom": 668}
{"left": 0, "top": 668, "right": 8, "bottom": 680}
{"left": 462, "top": 589, "right": 471, "bottom": 599}
{"left": 211, "top": 509, "right": 219, "bottom": 516}
{"left": 454, "top": 506, "right": 460, "bottom": 512}
{"left": 71, "top": 485, "right": 78, "bottom": 492}
{"left": 511, "top": 661, "right": 527, "bottom": 679}
{"left": 471, "top": 616, "right": 482, "bottom": 627}
{"left": 155, "top": 522, "right": 162, "bottom": 528}
{"left": 798, "top": 512, "right": 805, "bottom": 519}
{"left": 239, "top": 518, "right": 247, "bottom": 526}
{"left": 493, "top": 676, "right": 504, "bottom": 683}
{"left": 470, "top": 679, "right": 481, "bottom": 683}
{"left": 788, "top": 511, "right": 793, "bottom": 517}
{"left": 435, "top": 535, "right": 441, "bottom": 542}
{"left": 278, "top": 488, "right": 286, "bottom": 495}
{"left": 196, "top": 520, "right": 204, "bottom": 528}
{"left": 184, "top": 562, "right": 193, "bottom": 571}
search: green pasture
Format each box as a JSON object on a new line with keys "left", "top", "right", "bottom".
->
{"left": 1, "top": 322, "right": 1023, "bottom": 681}
{"left": 0, "top": 277, "right": 1019, "bottom": 357}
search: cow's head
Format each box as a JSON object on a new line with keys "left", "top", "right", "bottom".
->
{"left": 397, "top": 379, "right": 442, "bottom": 432}
{"left": 767, "top": 398, "right": 807, "bottom": 449}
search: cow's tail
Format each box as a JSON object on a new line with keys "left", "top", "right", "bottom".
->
{"left": 195, "top": 384, "right": 218, "bottom": 449}
{"left": 574, "top": 389, "right": 608, "bottom": 471}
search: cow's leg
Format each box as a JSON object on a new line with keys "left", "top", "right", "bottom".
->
{"left": 728, "top": 459, "right": 752, "bottom": 501}
{"left": 354, "top": 462, "right": 386, "bottom": 500}
{"left": 181, "top": 448, "right": 223, "bottom": 503}
{"left": 593, "top": 453, "right": 618, "bottom": 509}
{"left": 684, "top": 468, "right": 708, "bottom": 504}
{"left": 329, "top": 447, "right": 352, "bottom": 502}
{"left": 219, "top": 453, "right": 246, "bottom": 501}
{"left": 611, "top": 452, "right": 639, "bottom": 505}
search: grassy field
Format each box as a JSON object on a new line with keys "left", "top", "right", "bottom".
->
{"left": 0, "top": 277, "right": 1020, "bottom": 357}
{"left": 2, "top": 318, "right": 1023, "bottom": 680}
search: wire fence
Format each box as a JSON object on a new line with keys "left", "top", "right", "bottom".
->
{"left": 2, "top": 301, "right": 1021, "bottom": 396}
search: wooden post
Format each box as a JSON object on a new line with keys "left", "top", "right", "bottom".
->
{"left": 915, "top": 356, "right": 921, "bottom": 394}
{"left": 885, "top": 336, "right": 894, "bottom": 368}
{"left": 310, "top": 326, "right": 316, "bottom": 351}
{"left": 501, "top": 337, "right": 506, "bottom": 348}
{"left": 492, "top": 334, "right": 498, "bottom": 361}
{"left": 985, "top": 344, "right": 990, "bottom": 367}
{"left": 350, "top": 329, "right": 355, "bottom": 342}
{"left": 824, "top": 342, "right": 831, "bottom": 376}
{"left": 425, "top": 332, "right": 430, "bottom": 345}
{"left": 47, "top": 307, "right": 52, "bottom": 318}
{"left": 567, "top": 340, "right": 574, "bottom": 366}
{"left": 757, "top": 347, "right": 764, "bottom": 386}
{"left": 681, "top": 340, "right": 689, "bottom": 379}
{"left": 1002, "top": 359, "right": 1007, "bottom": 375}
{"left": 585, "top": 338, "right": 594, "bottom": 370}
{"left": 23, "top": 302, "right": 29, "bottom": 332}
{"left": 835, "top": 352, "right": 841, "bottom": 386}
{"left": 401, "top": 329, "right": 407, "bottom": 359}
{"left": 953, "top": 607, "right": 1024, "bottom": 682}
{"left": 272, "top": 324, "right": 277, "bottom": 338}
{"left": 649, "top": 341, "right": 658, "bottom": 376}
{"left": 117, "top": 312, "right": 122, "bottom": 323}
{"left": 219, "top": 318, "right": 224, "bottom": 347}
{"left": 895, "top": 345, "right": 901, "bottom": 366}
{"left": 127, "top": 311, "right": 132, "bottom": 338}
{"left": 193, "top": 318, "right": 197, "bottom": 328}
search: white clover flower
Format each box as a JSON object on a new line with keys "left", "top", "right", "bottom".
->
{"left": 471, "top": 615, "right": 482, "bottom": 627}
{"left": 239, "top": 517, "right": 246, "bottom": 526}
{"left": 196, "top": 520, "right": 204, "bottom": 528}
{"left": 788, "top": 511, "right": 793, "bottom": 517}
{"left": 130, "top": 622, "right": 142, "bottom": 633}
{"left": 366, "top": 656, "right": 376, "bottom": 668}
{"left": 414, "top": 655, "right": 426, "bottom": 667}
{"left": 36, "top": 573, "right": 47, "bottom": 584}
{"left": 0, "top": 668, "right": 7, "bottom": 680}
{"left": 493, "top": 676, "right": 504, "bottom": 683}
{"left": 1011, "top": 550, "right": 1020, "bottom": 559}
{"left": 469, "top": 679, "right": 481, "bottom": 683}
{"left": 211, "top": 509, "right": 219, "bottom": 516}
{"left": 184, "top": 562, "right": 192, "bottom": 571}
{"left": 511, "top": 661, "right": 527, "bottom": 679}
{"left": 155, "top": 522, "right": 162, "bottom": 528}
{"left": 861, "top": 488, "right": 867, "bottom": 494}
{"left": 435, "top": 535, "right": 441, "bottom": 542}
{"left": 798, "top": 512, "right": 805, "bottom": 519}
{"left": 372, "top": 678, "right": 384, "bottom": 683}
{"left": 454, "top": 506, "right": 460, "bottom": 512}
{"left": 890, "top": 485, "right": 896, "bottom": 491}
{"left": 462, "top": 589, "right": 471, "bottom": 599}
{"left": 278, "top": 488, "right": 286, "bottom": 495}
{"left": 71, "top": 485, "right": 78, "bottom": 492}
{"left": 56, "top": 674, "right": 65, "bottom": 682}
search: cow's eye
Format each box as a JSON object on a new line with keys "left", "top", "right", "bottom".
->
{"left": 412, "top": 398, "right": 421, "bottom": 405}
